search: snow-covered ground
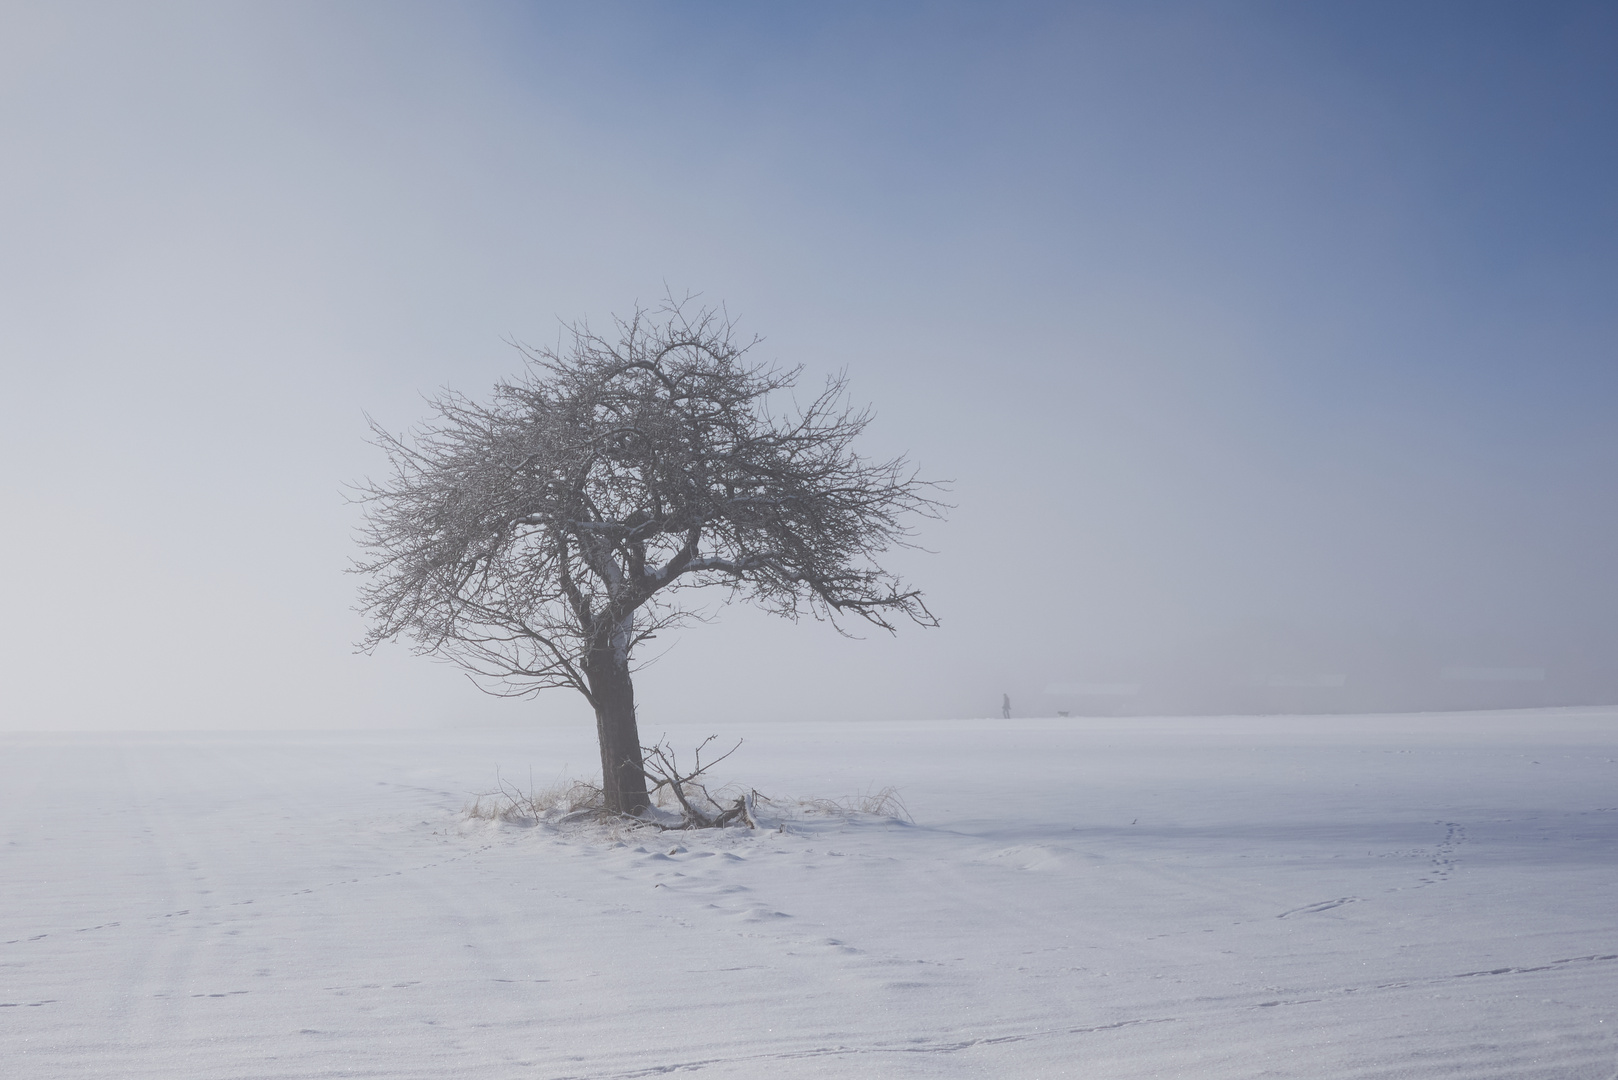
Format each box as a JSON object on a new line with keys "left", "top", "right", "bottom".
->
{"left": 4, "top": 710, "right": 1615, "bottom": 1078}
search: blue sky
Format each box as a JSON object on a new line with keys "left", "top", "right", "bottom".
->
{"left": 2, "top": 2, "right": 1614, "bottom": 728}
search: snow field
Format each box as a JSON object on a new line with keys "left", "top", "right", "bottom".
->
{"left": 3, "top": 710, "right": 1616, "bottom": 1078}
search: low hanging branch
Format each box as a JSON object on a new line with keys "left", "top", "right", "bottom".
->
{"left": 352, "top": 294, "right": 946, "bottom": 816}
{"left": 640, "top": 736, "right": 755, "bottom": 829}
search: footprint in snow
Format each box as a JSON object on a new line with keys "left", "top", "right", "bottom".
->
{"left": 1277, "top": 897, "right": 1361, "bottom": 918}
{"left": 732, "top": 907, "right": 791, "bottom": 921}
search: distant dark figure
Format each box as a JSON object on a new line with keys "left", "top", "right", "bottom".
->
{"left": 1002, "top": 693, "right": 1011, "bottom": 719}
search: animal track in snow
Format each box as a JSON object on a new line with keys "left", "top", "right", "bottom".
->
{"left": 1446, "top": 953, "right": 1618, "bottom": 980}
{"left": 1415, "top": 821, "right": 1465, "bottom": 886}
{"left": 1277, "top": 897, "right": 1360, "bottom": 919}
{"left": 544, "top": 1015, "right": 1180, "bottom": 1079}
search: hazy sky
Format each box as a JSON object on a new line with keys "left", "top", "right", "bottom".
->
{"left": 3, "top": 1, "right": 1615, "bottom": 730}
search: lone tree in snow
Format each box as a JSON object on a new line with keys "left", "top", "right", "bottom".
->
{"left": 352, "top": 299, "right": 942, "bottom": 815}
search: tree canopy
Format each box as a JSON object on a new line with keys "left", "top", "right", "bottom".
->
{"left": 353, "top": 299, "right": 943, "bottom": 813}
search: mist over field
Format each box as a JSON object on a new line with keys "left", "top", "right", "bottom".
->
{"left": 2, "top": 2, "right": 1616, "bottom": 730}
{"left": 5, "top": 8, "right": 1618, "bottom": 1077}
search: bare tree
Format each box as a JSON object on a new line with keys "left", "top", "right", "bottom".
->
{"left": 351, "top": 299, "right": 943, "bottom": 815}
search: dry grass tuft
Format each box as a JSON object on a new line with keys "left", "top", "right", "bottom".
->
{"left": 460, "top": 759, "right": 911, "bottom": 836}
{"left": 463, "top": 775, "right": 607, "bottom": 826}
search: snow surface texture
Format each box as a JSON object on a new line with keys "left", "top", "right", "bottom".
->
{"left": 3, "top": 711, "right": 1616, "bottom": 1079}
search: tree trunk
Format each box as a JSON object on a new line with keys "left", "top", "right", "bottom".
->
{"left": 584, "top": 654, "right": 650, "bottom": 815}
